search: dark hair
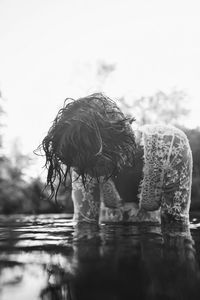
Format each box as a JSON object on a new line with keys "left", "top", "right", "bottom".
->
{"left": 37, "top": 93, "right": 136, "bottom": 199}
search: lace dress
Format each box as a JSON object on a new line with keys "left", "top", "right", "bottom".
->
{"left": 72, "top": 124, "right": 193, "bottom": 224}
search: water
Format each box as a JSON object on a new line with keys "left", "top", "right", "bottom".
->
{"left": 0, "top": 214, "right": 200, "bottom": 300}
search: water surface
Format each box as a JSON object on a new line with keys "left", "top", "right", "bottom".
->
{"left": 0, "top": 213, "right": 200, "bottom": 300}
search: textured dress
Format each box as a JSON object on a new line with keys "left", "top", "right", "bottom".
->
{"left": 72, "top": 124, "right": 193, "bottom": 224}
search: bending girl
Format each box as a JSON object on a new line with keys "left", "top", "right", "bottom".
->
{"left": 41, "top": 93, "right": 193, "bottom": 224}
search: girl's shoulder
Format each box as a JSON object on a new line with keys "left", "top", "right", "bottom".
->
{"left": 137, "top": 124, "right": 186, "bottom": 138}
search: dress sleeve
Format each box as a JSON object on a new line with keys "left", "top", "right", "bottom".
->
{"left": 71, "top": 169, "right": 100, "bottom": 224}
{"left": 161, "top": 131, "right": 193, "bottom": 223}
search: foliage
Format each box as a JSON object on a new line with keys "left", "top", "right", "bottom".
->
{"left": 183, "top": 127, "right": 200, "bottom": 210}
{"left": 96, "top": 61, "right": 116, "bottom": 90}
{"left": 0, "top": 91, "right": 73, "bottom": 214}
{"left": 0, "top": 90, "right": 4, "bottom": 148}
{"left": 0, "top": 153, "right": 73, "bottom": 214}
{"left": 183, "top": 127, "right": 200, "bottom": 177}
{"left": 119, "top": 89, "right": 190, "bottom": 126}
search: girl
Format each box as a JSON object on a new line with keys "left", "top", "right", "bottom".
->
{"left": 41, "top": 93, "right": 193, "bottom": 224}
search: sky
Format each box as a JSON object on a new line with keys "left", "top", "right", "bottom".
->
{"left": 0, "top": 0, "right": 200, "bottom": 177}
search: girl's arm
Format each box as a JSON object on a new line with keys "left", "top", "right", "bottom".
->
{"left": 71, "top": 169, "right": 100, "bottom": 224}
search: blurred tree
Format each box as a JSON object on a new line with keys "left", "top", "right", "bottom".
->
{"left": 183, "top": 127, "right": 200, "bottom": 210}
{"left": 9, "top": 139, "right": 30, "bottom": 180}
{"left": 0, "top": 90, "right": 4, "bottom": 149}
{"left": 118, "top": 89, "right": 190, "bottom": 126}
{"left": 0, "top": 89, "right": 73, "bottom": 214}
{"left": 0, "top": 90, "right": 6, "bottom": 181}
{"left": 0, "top": 138, "right": 30, "bottom": 214}
{"left": 96, "top": 61, "right": 116, "bottom": 90}
{"left": 183, "top": 127, "right": 200, "bottom": 177}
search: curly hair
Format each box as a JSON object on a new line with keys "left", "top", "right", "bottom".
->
{"left": 38, "top": 93, "right": 136, "bottom": 199}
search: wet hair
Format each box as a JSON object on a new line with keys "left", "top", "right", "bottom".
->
{"left": 38, "top": 93, "right": 136, "bottom": 199}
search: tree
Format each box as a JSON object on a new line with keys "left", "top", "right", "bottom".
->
{"left": 0, "top": 90, "right": 4, "bottom": 149}
{"left": 96, "top": 61, "right": 116, "bottom": 90}
{"left": 118, "top": 89, "right": 190, "bottom": 126}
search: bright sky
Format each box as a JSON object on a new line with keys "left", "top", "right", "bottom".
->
{"left": 0, "top": 0, "right": 200, "bottom": 177}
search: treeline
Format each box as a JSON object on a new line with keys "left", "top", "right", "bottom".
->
{"left": 0, "top": 155, "right": 73, "bottom": 214}
{"left": 183, "top": 127, "right": 200, "bottom": 210}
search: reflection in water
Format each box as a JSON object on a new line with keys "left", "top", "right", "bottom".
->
{"left": 0, "top": 214, "right": 200, "bottom": 300}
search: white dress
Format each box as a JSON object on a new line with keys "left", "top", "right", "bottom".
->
{"left": 72, "top": 124, "right": 193, "bottom": 224}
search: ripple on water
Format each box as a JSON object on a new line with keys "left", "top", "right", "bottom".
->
{"left": 0, "top": 214, "right": 75, "bottom": 250}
